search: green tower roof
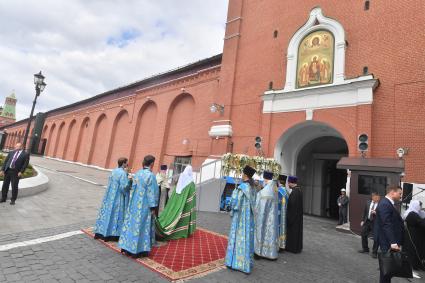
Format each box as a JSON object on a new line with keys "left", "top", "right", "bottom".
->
{"left": 8, "top": 92, "right": 16, "bottom": 99}
{"left": 1, "top": 91, "right": 16, "bottom": 119}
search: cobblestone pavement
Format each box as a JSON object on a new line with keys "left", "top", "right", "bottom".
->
{"left": 0, "top": 167, "right": 104, "bottom": 236}
{"left": 0, "top": 157, "right": 423, "bottom": 282}
{"left": 1, "top": 213, "right": 423, "bottom": 283}
{"left": 30, "top": 156, "right": 111, "bottom": 186}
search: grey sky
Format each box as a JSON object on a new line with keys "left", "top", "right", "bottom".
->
{"left": 0, "top": 0, "right": 228, "bottom": 120}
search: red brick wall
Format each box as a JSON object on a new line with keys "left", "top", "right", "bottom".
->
{"left": 3, "top": 1, "right": 424, "bottom": 184}
{"left": 36, "top": 66, "right": 220, "bottom": 172}
{"left": 221, "top": 0, "right": 425, "bottom": 183}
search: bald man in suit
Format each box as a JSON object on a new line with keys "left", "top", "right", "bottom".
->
{"left": 0, "top": 143, "right": 30, "bottom": 205}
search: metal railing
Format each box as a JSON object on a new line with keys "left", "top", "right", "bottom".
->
{"left": 165, "top": 158, "right": 222, "bottom": 187}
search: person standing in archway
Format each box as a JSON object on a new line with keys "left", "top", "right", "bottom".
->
{"left": 156, "top": 164, "right": 170, "bottom": 213}
{"left": 286, "top": 176, "right": 303, "bottom": 253}
{"left": 337, "top": 189, "right": 349, "bottom": 225}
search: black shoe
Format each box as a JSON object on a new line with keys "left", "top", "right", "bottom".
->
{"left": 0, "top": 199, "right": 6, "bottom": 203}
{"left": 358, "top": 249, "right": 369, "bottom": 254}
{"left": 10, "top": 200, "right": 15, "bottom": 205}
{"left": 94, "top": 233, "right": 103, "bottom": 240}
{"left": 371, "top": 253, "right": 377, "bottom": 259}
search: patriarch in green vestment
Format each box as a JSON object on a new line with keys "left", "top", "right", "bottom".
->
{"left": 155, "top": 165, "right": 196, "bottom": 240}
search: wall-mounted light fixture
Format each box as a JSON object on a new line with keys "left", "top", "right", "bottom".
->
{"left": 210, "top": 103, "right": 224, "bottom": 114}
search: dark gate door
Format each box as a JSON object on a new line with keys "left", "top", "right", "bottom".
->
{"left": 39, "top": 138, "right": 47, "bottom": 155}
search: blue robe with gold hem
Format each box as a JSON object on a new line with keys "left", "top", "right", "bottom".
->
{"left": 225, "top": 181, "right": 255, "bottom": 274}
{"left": 278, "top": 186, "right": 289, "bottom": 249}
{"left": 94, "top": 167, "right": 131, "bottom": 238}
{"left": 118, "top": 168, "right": 159, "bottom": 254}
{"left": 254, "top": 180, "right": 279, "bottom": 259}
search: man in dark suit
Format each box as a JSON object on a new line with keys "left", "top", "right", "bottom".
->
{"left": 0, "top": 143, "right": 30, "bottom": 205}
{"left": 358, "top": 191, "right": 380, "bottom": 258}
{"left": 374, "top": 186, "right": 404, "bottom": 283}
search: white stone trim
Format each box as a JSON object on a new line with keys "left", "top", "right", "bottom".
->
{"left": 208, "top": 124, "right": 233, "bottom": 137}
{"left": 263, "top": 75, "right": 379, "bottom": 113}
{"left": 284, "top": 7, "right": 346, "bottom": 92}
{"left": 1, "top": 166, "right": 49, "bottom": 198}
{"left": 0, "top": 231, "right": 83, "bottom": 252}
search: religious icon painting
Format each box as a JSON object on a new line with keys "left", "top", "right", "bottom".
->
{"left": 296, "top": 30, "right": 334, "bottom": 88}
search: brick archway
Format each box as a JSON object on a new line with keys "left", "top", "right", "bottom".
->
{"left": 45, "top": 123, "right": 56, "bottom": 156}
{"left": 129, "top": 101, "right": 158, "bottom": 170}
{"left": 161, "top": 93, "right": 195, "bottom": 167}
{"left": 75, "top": 117, "right": 91, "bottom": 162}
{"left": 88, "top": 114, "right": 108, "bottom": 167}
{"left": 274, "top": 120, "right": 350, "bottom": 175}
{"left": 53, "top": 122, "right": 66, "bottom": 158}
{"left": 106, "top": 110, "right": 130, "bottom": 168}
{"left": 63, "top": 120, "right": 77, "bottom": 160}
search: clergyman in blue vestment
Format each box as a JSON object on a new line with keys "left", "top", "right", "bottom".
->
{"left": 94, "top": 157, "right": 132, "bottom": 241}
{"left": 118, "top": 155, "right": 159, "bottom": 258}
{"left": 225, "top": 165, "right": 257, "bottom": 274}
{"left": 254, "top": 171, "right": 279, "bottom": 260}
{"left": 277, "top": 174, "right": 289, "bottom": 251}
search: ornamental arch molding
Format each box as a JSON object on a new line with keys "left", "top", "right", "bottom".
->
{"left": 274, "top": 120, "right": 350, "bottom": 175}
{"left": 284, "top": 7, "right": 346, "bottom": 92}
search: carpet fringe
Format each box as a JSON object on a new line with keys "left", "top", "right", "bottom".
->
{"left": 174, "top": 266, "right": 227, "bottom": 282}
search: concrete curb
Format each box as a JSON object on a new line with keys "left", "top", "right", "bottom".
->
{"left": 44, "top": 156, "right": 113, "bottom": 172}
{"left": 1, "top": 166, "right": 49, "bottom": 198}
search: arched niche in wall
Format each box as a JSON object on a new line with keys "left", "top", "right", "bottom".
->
{"left": 130, "top": 101, "right": 158, "bottom": 171}
{"left": 88, "top": 114, "right": 109, "bottom": 167}
{"left": 63, "top": 119, "right": 77, "bottom": 160}
{"left": 75, "top": 117, "right": 91, "bottom": 163}
{"left": 106, "top": 110, "right": 131, "bottom": 169}
{"left": 164, "top": 93, "right": 195, "bottom": 160}
{"left": 53, "top": 122, "right": 66, "bottom": 158}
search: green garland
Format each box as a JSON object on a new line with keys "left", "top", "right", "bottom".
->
{"left": 221, "top": 153, "right": 281, "bottom": 178}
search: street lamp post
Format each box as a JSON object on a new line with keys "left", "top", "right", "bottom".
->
{"left": 22, "top": 71, "right": 46, "bottom": 152}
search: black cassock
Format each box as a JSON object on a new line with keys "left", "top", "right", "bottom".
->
{"left": 404, "top": 212, "right": 425, "bottom": 270}
{"left": 286, "top": 186, "right": 303, "bottom": 253}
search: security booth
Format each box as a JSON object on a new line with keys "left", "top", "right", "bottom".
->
{"left": 337, "top": 157, "right": 405, "bottom": 234}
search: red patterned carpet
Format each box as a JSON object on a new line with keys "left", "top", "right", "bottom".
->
{"left": 82, "top": 227, "right": 228, "bottom": 282}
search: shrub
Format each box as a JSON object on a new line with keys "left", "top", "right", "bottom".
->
{"left": 0, "top": 154, "right": 36, "bottom": 181}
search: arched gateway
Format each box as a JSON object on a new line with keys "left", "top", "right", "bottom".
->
{"left": 275, "top": 121, "right": 348, "bottom": 219}
{"left": 262, "top": 7, "right": 379, "bottom": 224}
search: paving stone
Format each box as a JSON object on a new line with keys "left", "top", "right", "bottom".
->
{"left": 17, "top": 266, "right": 33, "bottom": 272}
{"left": 19, "top": 270, "right": 36, "bottom": 277}
{"left": 0, "top": 156, "right": 423, "bottom": 283}
{"left": 3, "top": 266, "right": 18, "bottom": 275}
{"left": 5, "top": 273, "right": 22, "bottom": 282}
{"left": 10, "top": 253, "right": 24, "bottom": 258}
{"left": 1, "top": 260, "right": 15, "bottom": 268}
